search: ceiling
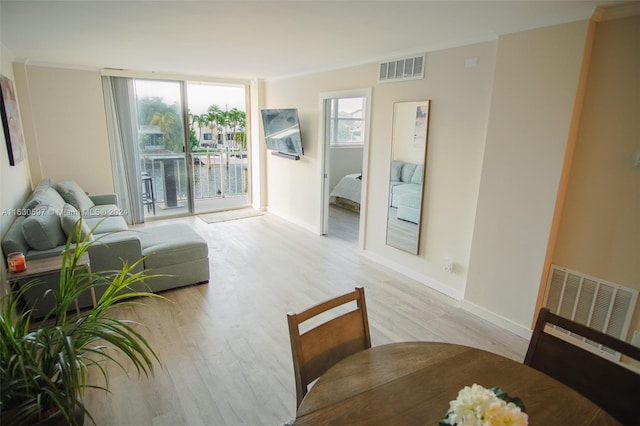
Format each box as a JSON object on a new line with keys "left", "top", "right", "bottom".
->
{"left": 0, "top": 1, "right": 633, "bottom": 81}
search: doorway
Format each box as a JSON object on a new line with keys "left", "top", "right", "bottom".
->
{"left": 320, "top": 89, "right": 372, "bottom": 248}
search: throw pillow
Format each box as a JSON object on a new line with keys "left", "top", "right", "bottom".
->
{"left": 22, "top": 186, "right": 66, "bottom": 212}
{"left": 21, "top": 204, "right": 67, "bottom": 250}
{"left": 390, "top": 161, "right": 403, "bottom": 181}
{"left": 401, "top": 163, "right": 417, "bottom": 183}
{"left": 59, "top": 203, "right": 93, "bottom": 243}
{"left": 56, "top": 181, "right": 95, "bottom": 214}
{"left": 411, "top": 164, "right": 424, "bottom": 185}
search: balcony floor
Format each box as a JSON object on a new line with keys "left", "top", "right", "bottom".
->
{"left": 144, "top": 194, "right": 250, "bottom": 220}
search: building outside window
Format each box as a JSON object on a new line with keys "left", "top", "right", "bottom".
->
{"left": 329, "top": 97, "right": 365, "bottom": 147}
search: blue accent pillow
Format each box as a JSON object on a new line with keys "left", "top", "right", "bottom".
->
{"left": 56, "top": 181, "right": 95, "bottom": 213}
{"left": 401, "top": 163, "right": 417, "bottom": 183}
{"left": 411, "top": 165, "right": 423, "bottom": 185}
{"left": 21, "top": 204, "right": 66, "bottom": 250}
{"left": 390, "top": 161, "right": 403, "bottom": 181}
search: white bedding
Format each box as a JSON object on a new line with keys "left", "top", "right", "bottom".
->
{"left": 330, "top": 173, "right": 362, "bottom": 204}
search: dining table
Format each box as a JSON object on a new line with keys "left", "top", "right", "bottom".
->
{"left": 294, "top": 342, "right": 620, "bottom": 425}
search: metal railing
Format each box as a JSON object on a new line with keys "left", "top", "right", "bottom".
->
{"left": 140, "top": 149, "right": 248, "bottom": 207}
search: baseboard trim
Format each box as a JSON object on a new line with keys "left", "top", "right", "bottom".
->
{"left": 363, "top": 250, "right": 533, "bottom": 340}
{"left": 460, "top": 300, "right": 533, "bottom": 340}
{"left": 266, "top": 207, "right": 319, "bottom": 235}
{"left": 362, "top": 251, "right": 464, "bottom": 301}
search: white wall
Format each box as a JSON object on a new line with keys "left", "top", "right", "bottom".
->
{"left": 264, "top": 40, "right": 497, "bottom": 300}
{"left": 14, "top": 65, "right": 113, "bottom": 195}
{"left": 464, "top": 21, "right": 591, "bottom": 334}
{"left": 5, "top": 17, "right": 623, "bottom": 337}
{"left": 0, "top": 44, "right": 33, "bottom": 296}
{"left": 552, "top": 15, "right": 640, "bottom": 335}
{"left": 329, "top": 147, "right": 362, "bottom": 191}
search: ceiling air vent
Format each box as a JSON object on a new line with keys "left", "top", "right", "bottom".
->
{"left": 378, "top": 54, "right": 425, "bottom": 83}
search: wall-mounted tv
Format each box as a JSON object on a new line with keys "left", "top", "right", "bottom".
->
{"left": 260, "top": 108, "right": 304, "bottom": 157}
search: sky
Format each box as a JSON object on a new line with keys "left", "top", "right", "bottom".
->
{"left": 134, "top": 80, "right": 246, "bottom": 116}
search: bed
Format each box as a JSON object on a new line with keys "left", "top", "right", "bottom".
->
{"left": 330, "top": 173, "right": 362, "bottom": 213}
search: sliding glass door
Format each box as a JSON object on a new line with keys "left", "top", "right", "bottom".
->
{"left": 186, "top": 82, "right": 249, "bottom": 213}
{"left": 134, "top": 79, "right": 190, "bottom": 218}
{"left": 104, "top": 77, "right": 250, "bottom": 222}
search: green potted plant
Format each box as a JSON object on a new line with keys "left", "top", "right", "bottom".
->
{"left": 0, "top": 222, "right": 164, "bottom": 425}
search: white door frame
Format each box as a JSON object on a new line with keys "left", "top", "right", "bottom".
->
{"left": 318, "top": 88, "right": 372, "bottom": 250}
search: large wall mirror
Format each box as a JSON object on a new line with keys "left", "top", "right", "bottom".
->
{"left": 386, "top": 100, "right": 431, "bottom": 254}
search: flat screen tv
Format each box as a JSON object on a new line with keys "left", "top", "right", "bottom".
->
{"left": 261, "top": 108, "right": 304, "bottom": 156}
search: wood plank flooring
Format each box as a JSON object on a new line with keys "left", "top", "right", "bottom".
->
{"left": 84, "top": 208, "right": 528, "bottom": 425}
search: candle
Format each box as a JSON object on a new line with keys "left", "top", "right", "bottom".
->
{"left": 8, "top": 252, "right": 26, "bottom": 272}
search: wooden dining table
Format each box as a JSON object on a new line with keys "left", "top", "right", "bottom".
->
{"left": 294, "top": 342, "right": 620, "bottom": 425}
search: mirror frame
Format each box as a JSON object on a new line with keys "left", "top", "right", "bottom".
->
{"left": 385, "top": 100, "right": 431, "bottom": 254}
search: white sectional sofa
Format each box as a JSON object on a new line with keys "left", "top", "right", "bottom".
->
{"left": 389, "top": 160, "right": 423, "bottom": 224}
{"left": 2, "top": 179, "right": 210, "bottom": 315}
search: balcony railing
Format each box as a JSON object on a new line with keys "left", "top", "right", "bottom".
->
{"left": 140, "top": 149, "right": 248, "bottom": 208}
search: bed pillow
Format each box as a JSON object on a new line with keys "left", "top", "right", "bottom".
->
{"left": 56, "top": 181, "right": 95, "bottom": 213}
{"left": 21, "top": 205, "right": 67, "bottom": 250}
{"left": 60, "top": 203, "right": 94, "bottom": 243}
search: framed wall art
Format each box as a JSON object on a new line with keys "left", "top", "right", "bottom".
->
{"left": 0, "top": 74, "right": 26, "bottom": 166}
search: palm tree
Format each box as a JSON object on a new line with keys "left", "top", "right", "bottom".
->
{"left": 149, "top": 111, "right": 179, "bottom": 152}
{"left": 227, "top": 108, "right": 244, "bottom": 148}
{"left": 206, "top": 105, "right": 224, "bottom": 146}
{"left": 236, "top": 114, "right": 247, "bottom": 149}
{"left": 0, "top": 224, "right": 163, "bottom": 426}
{"left": 187, "top": 110, "right": 199, "bottom": 151}
{"left": 194, "top": 114, "right": 206, "bottom": 146}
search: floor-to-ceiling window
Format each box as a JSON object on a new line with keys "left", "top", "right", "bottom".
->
{"left": 135, "top": 79, "right": 190, "bottom": 218}
{"left": 186, "top": 82, "right": 249, "bottom": 214}
{"left": 103, "top": 75, "right": 250, "bottom": 222}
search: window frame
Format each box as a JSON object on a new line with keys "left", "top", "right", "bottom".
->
{"left": 328, "top": 96, "right": 366, "bottom": 148}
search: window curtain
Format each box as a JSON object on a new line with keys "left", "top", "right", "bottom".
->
{"left": 102, "top": 76, "right": 144, "bottom": 224}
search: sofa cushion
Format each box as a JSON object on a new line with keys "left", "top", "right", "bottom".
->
{"left": 85, "top": 216, "right": 129, "bottom": 234}
{"left": 22, "top": 186, "right": 66, "bottom": 212}
{"left": 400, "top": 163, "right": 417, "bottom": 183}
{"left": 138, "top": 224, "right": 208, "bottom": 270}
{"left": 398, "top": 192, "right": 421, "bottom": 209}
{"left": 60, "top": 204, "right": 94, "bottom": 242}
{"left": 393, "top": 183, "right": 421, "bottom": 196}
{"left": 56, "top": 181, "right": 95, "bottom": 213}
{"left": 85, "top": 204, "right": 121, "bottom": 218}
{"left": 1, "top": 216, "right": 29, "bottom": 257}
{"left": 21, "top": 205, "right": 67, "bottom": 250}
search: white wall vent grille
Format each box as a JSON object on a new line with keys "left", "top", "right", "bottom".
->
{"left": 543, "top": 265, "right": 638, "bottom": 361}
{"left": 378, "top": 54, "right": 425, "bottom": 83}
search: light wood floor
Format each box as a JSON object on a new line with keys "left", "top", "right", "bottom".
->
{"left": 84, "top": 207, "right": 528, "bottom": 425}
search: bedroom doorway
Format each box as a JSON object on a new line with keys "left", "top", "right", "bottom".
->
{"left": 319, "top": 88, "right": 372, "bottom": 248}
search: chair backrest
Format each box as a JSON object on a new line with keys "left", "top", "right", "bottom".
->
{"left": 287, "top": 286, "right": 371, "bottom": 408}
{"left": 524, "top": 307, "right": 640, "bottom": 425}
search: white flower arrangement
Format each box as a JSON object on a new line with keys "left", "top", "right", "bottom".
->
{"left": 440, "top": 384, "right": 528, "bottom": 426}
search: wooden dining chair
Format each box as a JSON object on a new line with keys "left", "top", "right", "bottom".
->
{"left": 287, "top": 286, "right": 371, "bottom": 408}
{"left": 524, "top": 307, "right": 640, "bottom": 425}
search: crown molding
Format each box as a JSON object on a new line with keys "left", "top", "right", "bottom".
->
{"left": 595, "top": 3, "right": 640, "bottom": 22}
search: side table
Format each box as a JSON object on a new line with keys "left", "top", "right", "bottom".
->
{"left": 7, "top": 253, "right": 92, "bottom": 314}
